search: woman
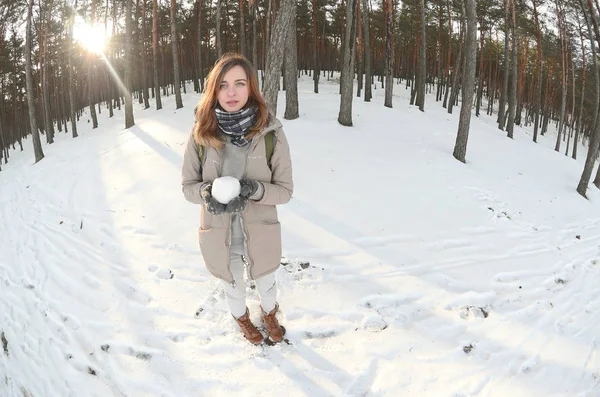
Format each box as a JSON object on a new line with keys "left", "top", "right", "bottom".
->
{"left": 181, "top": 54, "right": 293, "bottom": 345}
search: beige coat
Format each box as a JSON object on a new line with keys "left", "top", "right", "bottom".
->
{"left": 181, "top": 115, "right": 293, "bottom": 283}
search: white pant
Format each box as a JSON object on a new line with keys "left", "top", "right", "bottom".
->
{"left": 222, "top": 251, "right": 277, "bottom": 319}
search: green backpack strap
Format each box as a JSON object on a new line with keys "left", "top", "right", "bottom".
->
{"left": 265, "top": 130, "right": 275, "bottom": 169}
{"left": 197, "top": 143, "right": 205, "bottom": 166}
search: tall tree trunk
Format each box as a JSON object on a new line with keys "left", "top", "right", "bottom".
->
{"left": 448, "top": 15, "right": 464, "bottom": 114}
{"left": 361, "top": 0, "right": 372, "bottom": 102}
{"left": 108, "top": 0, "right": 115, "bottom": 118}
{"left": 532, "top": 0, "right": 543, "bottom": 143}
{"left": 443, "top": 0, "right": 453, "bottom": 109}
{"left": 584, "top": 0, "right": 600, "bottom": 186}
{"left": 454, "top": 0, "right": 477, "bottom": 163}
{"left": 338, "top": 0, "right": 358, "bottom": 126}
{"left": 574, "top": 10, "right": 586, "bottom": 160}
{"left": 582, "top": 0, "right": 600, "bottom": 188}
{"left": 88, "top": 0, "right": 99, "bottom": 129}
{"left": 263, "top": 0, "right": 295, "bottom": 115}
{"left": 506, "top": 0, "right": 518, "bottom": 138}
{"left": 313, "top": 0, "right": 320, "bottom": 93}
{"left": 125, "top": 0, "right": 135, "bottom": 127}
{"left": 216, "top": 0, "right": 222, "bottom": 58}
{"left": 475, "top": 30, "right": 485, "bottom": 117}
{"left": 555, "top": 0, "right": 567, "bottom": 152}
{"left": 170, "top": 0, "right": 184, "bottom": 109}
{"left": 356, "top": 0, "right": 363, "bottom": 98}
{"left": 384, "top": 0, "right": 393, "bottom": 108}
{"left": 498, "top": 0, "right": 510, "bottom": 129}
{"left": 42, "top": 0, "right": 55, "bottom": 143}
{"left": 196, "top": 0, "right": 204, "bottom": 93}
{"left": 264, "top": 0, "right": 273, "bottom": 87}
{"left": 251, "top": 0, "right": 258, "bottom": 81}
{"left": 284, "top": 0, "right": 299, "bottom": 120}
{"left": 67, "top": 6, "right": 78, "bottom": 138}
{"left": 135, "top": 0, "right": 142, "bottom": 104}
{"left": 153, "top": 0, "right": 162, "bottom": 109}
{"left": 239, "top": 0, "right": 246, "bottom": 57}
{"left": 577, "top": 0, "right": 600, "bottom": 196}
{"left": 141, "top": 0, "right": 150, "bottom": 108}
{"left": 416, "top": 0, "right": 426, "bottom": 111}
{"left": 566, "top": 39, "right": 576, "bottom": 156}
{"left": 25, "top": 0, "right": 44, "bottom": 163}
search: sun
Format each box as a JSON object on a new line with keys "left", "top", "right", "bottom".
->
{"left": 72, "top": 16, "right": 106, "bottom": 54}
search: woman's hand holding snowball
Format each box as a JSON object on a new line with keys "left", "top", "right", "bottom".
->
{"left": 225, "top": 195, "right": 248, "bottom": 213}
{"left": 239, "top": 179, "right": 260, "bottom": 198}
{"left": 200, "top": 183, "right": 226, "bottom": 215}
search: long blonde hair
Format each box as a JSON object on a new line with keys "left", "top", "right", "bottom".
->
{"left": 193, "top": 53, "right": 269, "bottom": 148}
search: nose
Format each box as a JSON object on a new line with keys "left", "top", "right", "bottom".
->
{"left": 227, "top": 86, "right": 236, "bottom": 96}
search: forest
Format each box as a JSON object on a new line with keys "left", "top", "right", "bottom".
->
{"left": 1, "top": 0, "right": 600, "bottom": 198}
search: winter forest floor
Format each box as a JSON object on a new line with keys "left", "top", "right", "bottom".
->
{"left": 1, "top": 74, "right": 600, "bottom": 396}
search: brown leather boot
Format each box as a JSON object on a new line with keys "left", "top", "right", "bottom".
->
{"left": 234, "top": 309, "right": 264, "bottom": 345}
{"left": 262, "top": 303, "right": 284, "bottom": 343}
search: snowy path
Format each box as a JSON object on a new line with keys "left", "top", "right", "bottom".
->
{"left": 3, "top": 157, "right": 599, "bottom": 396}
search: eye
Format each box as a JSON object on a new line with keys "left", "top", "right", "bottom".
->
{"left": 236, "top": 82, "right": 246, "bottom": 87}
{"left": 220, "top": 83, "right": 227, "bottom": 89}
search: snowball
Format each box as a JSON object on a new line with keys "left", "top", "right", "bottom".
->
{"left": 212, "top": 176, "right": 241, "bottom": 204}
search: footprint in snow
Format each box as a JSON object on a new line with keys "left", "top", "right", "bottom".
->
{"left": 305, "top": 329, "right": 337, "bottom": 339}
{"left": 63, "top": 316, "right": 80, "bottom": 331}
{"left": 99, "top": 344, "right": 153, "bottom": 361}
{"left": 148, "top": 265, "right": 174, "bottom": 280}
{"left": 156, "top": 268, "right": 174, "bottom": 280}
{"left": 360, "top": 314, "right": 388, "bottom": 332}
{"left": 195, "top": 288, "right": 223, "bottom": 319}
{"left": 458, "top": 306, "right": 490, "bottom": 320}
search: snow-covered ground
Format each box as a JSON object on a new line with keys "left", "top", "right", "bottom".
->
{"left": 1, "top": 74, "right": 600, "bottom": 397}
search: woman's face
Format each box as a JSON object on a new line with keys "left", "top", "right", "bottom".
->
{"left": 217, "top": 65, "right": 249, "bottom": 112}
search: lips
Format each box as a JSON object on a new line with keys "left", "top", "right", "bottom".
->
{"left": 226, "top": 101, "right": 238, "bottom": 105}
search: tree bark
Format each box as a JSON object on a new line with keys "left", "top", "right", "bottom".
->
{"left": 67, "top": 6, "right": 78, "bottom": 138}
{"left": 555, "top": 0, "right": 567, "bottom": 152}
{"left": 88, "top": 0, "right": 99, "bottom": 129}
{"left": 506, "top": 0, "right": 518, "bottom": 138}
{"left": 251, "top": 1, "right": 258, "bottom": 81}
{"left": 338, "top": 0, "right": 358, "bottom": 126}
{"left": 239, "top": 0, "right": 246, "bottom": 57}
{"left": 170, "top": 0, "right": 184, "bottom": 109}
{"left": 313, "top": 0, "right": 320, "bottom": 93}
{"left": 416, "top": 0, "right": 426, "bottom": 111}
{"left": 153, "top": 0, "right": 162, "bottom": 110}
{"left": 41, "top": 0, "right": 55, "bottom": 142}
{"left": 141, "top": 0, "right": 150, "bottom": 108}
{"left": 361, "top": 0, "right": 372, "bottom": 102}
{"left": 263, "top": 0, "right": 295, "bottom": 115}
{"left": 196, "top": 0, "right": 204, "bottom": 93}
{"left": 577, "top": 0, "right": 600, "bottom": 196}
{"left": 498, "top": 0, "right": 510, "bottom": 129}
{"left": 448, "top": 12, "right": 464, "bottom": 114}
{"left": 475, "top": 30, "right": 485, "bottom": 117}
{"left": 25, "top": 0, "right": 44, "bottom": 163}
{"left": 454, "top": 0, "right": 477, "bottom": 162}
{"left": 384, "top": 0, "right": 393, "bottom": 108}
{"left": 125, "top": 0, "right": 135, "bottom": 127}
{"left": 574, "top": 11, "right": 586, "bottom": 160}
{"left": 442, "top": 0, "right": 453, "bottom": 109}
{"left": 284, "top": 0, "right": 299, "bottom": 120}
{"left": 532, "top": 0, "right": 543, "bottom": 143}
{"left": 216, "top": 0, "right": 222, "bottom": 58}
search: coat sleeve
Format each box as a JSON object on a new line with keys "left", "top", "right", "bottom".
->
{"left": 181, "top": 127, "right": 205, "bottom": 204}
{"left": 256, "top": 127, "right": 294, "bottom": 206}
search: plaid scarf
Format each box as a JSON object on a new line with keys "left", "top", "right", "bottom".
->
{"left": 215, "top": 106, "right": 257, "bottom": 147}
